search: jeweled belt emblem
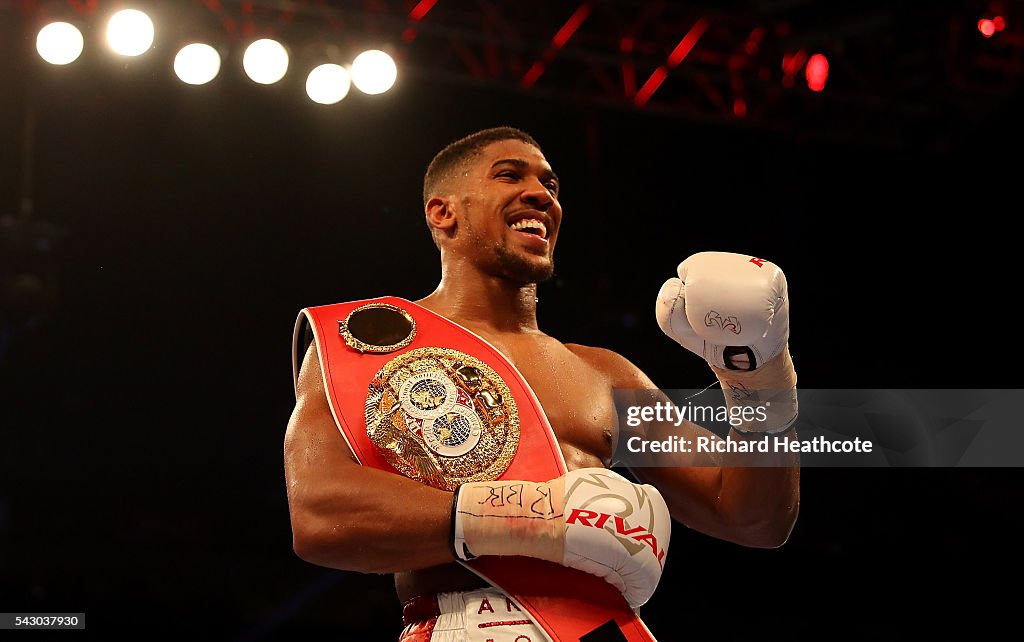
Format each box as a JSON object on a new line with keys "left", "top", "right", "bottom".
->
{"left": 365, "top": 347, "right": 519, "bottom": 490}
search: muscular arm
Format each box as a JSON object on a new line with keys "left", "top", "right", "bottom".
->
{"left": 580, "top": 346, "right": 800, "bottom": 549}
{"left": 284, "top": 342, "right": 456, "bottom": 573}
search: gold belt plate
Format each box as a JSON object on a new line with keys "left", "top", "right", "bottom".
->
{"left": 364, "top": 347, "right": 520, "bottom": 490}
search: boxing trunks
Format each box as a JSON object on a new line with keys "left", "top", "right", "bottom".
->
{"left": 293, "top": 296, "right": 658, "bottom": 642}
{"left": 399, "top": 589, "right": 546, "bottom": 642}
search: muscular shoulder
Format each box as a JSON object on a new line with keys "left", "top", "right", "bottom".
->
{"left": 565, "top": 343, "right": 656, "bottom": 391}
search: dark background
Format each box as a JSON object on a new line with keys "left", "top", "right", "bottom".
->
{"left": 1, "top": 1, "right": 1020, "bottom": 639}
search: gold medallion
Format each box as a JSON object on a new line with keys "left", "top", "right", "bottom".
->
{"left": 339, "top": 303, "right": 416, "bottom": 354}
{"left": 364, "top": 347, "right": 520, "bottom": 490}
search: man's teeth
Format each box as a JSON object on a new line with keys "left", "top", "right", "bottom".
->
{"left": 509, "top": 219, "right": 548, "bottom": 239}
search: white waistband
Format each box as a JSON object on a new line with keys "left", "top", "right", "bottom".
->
{"left": 435, "top": 588, "right": 512, "bottom": 615}
{"left": 404, "top": 588, "right": 547, "bottom": 642}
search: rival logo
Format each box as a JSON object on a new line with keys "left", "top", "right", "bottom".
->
{"left": 749, "top": 257, "right": 766, "bottom": 267}
{"left": 705, "top": 310, "right": 741, "bottom": 334}
{"left": 566, "top": 509, "right": 667, "bottom": 567}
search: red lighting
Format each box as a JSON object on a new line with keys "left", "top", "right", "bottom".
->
{"left": 633, "top": 66, "right": 668, "bottom": 107}
{"left": 782, "top": 49, "right": 807, "bottom": 76}
{"left": 633, "top": 17, "right": 707, "bottom": 107}
{"left": 68, "top": 0, "right": 100, "bottom": 13}
{"left": 993, "top": 16, "right": 1007, "bottom": 31}
{"left": 978, "top": 19, "right": 996, "bottom": 37}
{"left": 733, "top": 98, "right": 747, "bottom": 118}
{"left": 408, "top": 0, "right": 440, "bottom": 22}
{"left": 667, "top": 17, "right": 708, "bottom": 68}
{"left": 521, "top": 62, "right": 546, "bottom": 88}
{"left": 552, "top": 4, "right": 591, "bottom": 49}
{"left": 805, "top": 53, "right": 828, "bottom": 92}
{"left": 520, "top": 3, "right": 591, "bottom": 88}
{"left": 743, "top": 26, "right": 765, "bottom": 56}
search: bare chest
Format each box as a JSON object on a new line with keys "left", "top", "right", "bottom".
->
{"left": 481, "top": 335, "right": 616, "bottom": 469}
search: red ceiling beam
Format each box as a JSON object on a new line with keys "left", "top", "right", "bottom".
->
{"left": 521, "top": 3, "right": 592, "bottom": 87}
{"left": 634, "top": 17, "right": 708, "bottom": 107}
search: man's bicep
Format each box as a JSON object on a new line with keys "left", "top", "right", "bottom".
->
{"left": 285, "top": 342, "right": 358, "bottom": 484}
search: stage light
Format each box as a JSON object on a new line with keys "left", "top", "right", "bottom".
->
{"left": 978, "top": 19, "right": 996, "bottom": 37}
{"left": 351, "top": 50, "right": 397, "bottom": 95}
{"left": 805, "top": 53, "right": 828, "bottom": 92}
{"left": 174, "top": 43, "right": 221, "bottom": 85}
{"left": 306, "top": 64, "right": 351, "bottom": 104}
{"left": 36, "top": 22, "right": 84, "bottom": 65}
{"left": 107, "top": 9, "right": 155, "bottom": 57}
{"left": 993, "top": 16, "right": 1007, "bottom": 32}
{"left": 733, "top": 98, "right": 747, "bottom": 118}
{"left": 243, "top": 39, "right": 289, "bottom": 85}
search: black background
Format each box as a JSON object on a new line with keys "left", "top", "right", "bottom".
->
{"left": 1, "top": 2, "right": 1020, "bottom": 640}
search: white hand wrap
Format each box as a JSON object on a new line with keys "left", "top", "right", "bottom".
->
{"left": 656, "top": 251, "right": 798, "bottom": 433}
{"left": 452, "top": 468, "right": 671, "bottom": 608}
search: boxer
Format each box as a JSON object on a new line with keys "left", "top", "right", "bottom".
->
{"left": 284, "top": 127, "right": 799, "bottom": 641}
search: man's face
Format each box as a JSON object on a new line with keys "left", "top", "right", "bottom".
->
{"left": 448, "top": 139, "right": 563, "bottom": 284}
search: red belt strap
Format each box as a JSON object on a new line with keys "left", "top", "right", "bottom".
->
{"left": 294, "top": 296, "right": 658, "bottom": 642}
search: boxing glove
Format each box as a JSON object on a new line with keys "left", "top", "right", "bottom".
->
{"left": 451, "top": 467, "right": 671, "bottom": 608}
{"left": 655, "top": 251, "right": 797, "bottom": 433}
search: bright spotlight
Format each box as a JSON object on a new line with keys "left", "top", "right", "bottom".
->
{"left": 106, "top": 9, "right": 155, "bottom": 57}
{"left": 306, "top": 64, "right": 352, "bottom": 104}
{"left": 805, "top": 53, "right": 828, "bottom": 92}
{"left": 174, "top": 44, "right": 221, "bottom": 85}
{"left": 351, "top": 50, "right": 397, "bottom": 95}
{"left": 243, "top": 39, "right": 289, "bottom": 85}
{"left": 36, "top": 22, "right": 84, "bottom": 65}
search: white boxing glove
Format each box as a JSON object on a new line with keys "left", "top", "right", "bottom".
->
{"left": 656, "top": 251, "right": 797, "bottom": 432}
{"left": 451, "top": 468, "right": 671, "bottom": 608}
{"left": 656, "top": 251, "right": 789, "bottom": 370}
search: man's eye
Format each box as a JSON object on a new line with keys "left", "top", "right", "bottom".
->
{"left": 545, "top": 181, "right": 559, "bottom": 192}
{"left": 497, "top": 171, "right": 519, "bottom": 179}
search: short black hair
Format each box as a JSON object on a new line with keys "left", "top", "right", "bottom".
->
{"left": 422, "top": 126, "right": 541, "bottom": 206}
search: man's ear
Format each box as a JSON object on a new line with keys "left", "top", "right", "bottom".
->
{"left": 425, "top": 196, "right": 456, "bottom": 235}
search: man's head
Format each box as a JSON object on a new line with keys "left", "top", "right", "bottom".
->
{"left": 422, "top": 127, "right": 562, "bottom": 285}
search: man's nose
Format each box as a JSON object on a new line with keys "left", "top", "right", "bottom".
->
{"left": 520, "top": 180, "right": 554, "bottom": 209}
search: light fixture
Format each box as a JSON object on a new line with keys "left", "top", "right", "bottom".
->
{"left": 36, "top": 22, "right": 84, "bottom": 65}
{"left": 351, "top": 49, "right": 397, "bottom": 95}
{"left": 306, "top": 64, "right": 351, "bottom": 104}
{"left": 106, "top": 9, "right": 155, "bottom": 57}
{"left": 243, "top": 39, "right": 290, "bottom": 85}
{"left": 174, "top": 43, "right": 222, "bottom": 85}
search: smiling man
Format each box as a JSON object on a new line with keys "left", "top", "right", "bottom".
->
{"left": 284, "top": 127, "right": 800, "bottom": 642}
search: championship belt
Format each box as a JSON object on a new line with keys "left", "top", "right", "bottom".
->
{"left": 293, "top": 296, "right": 658, "bottom": 642}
